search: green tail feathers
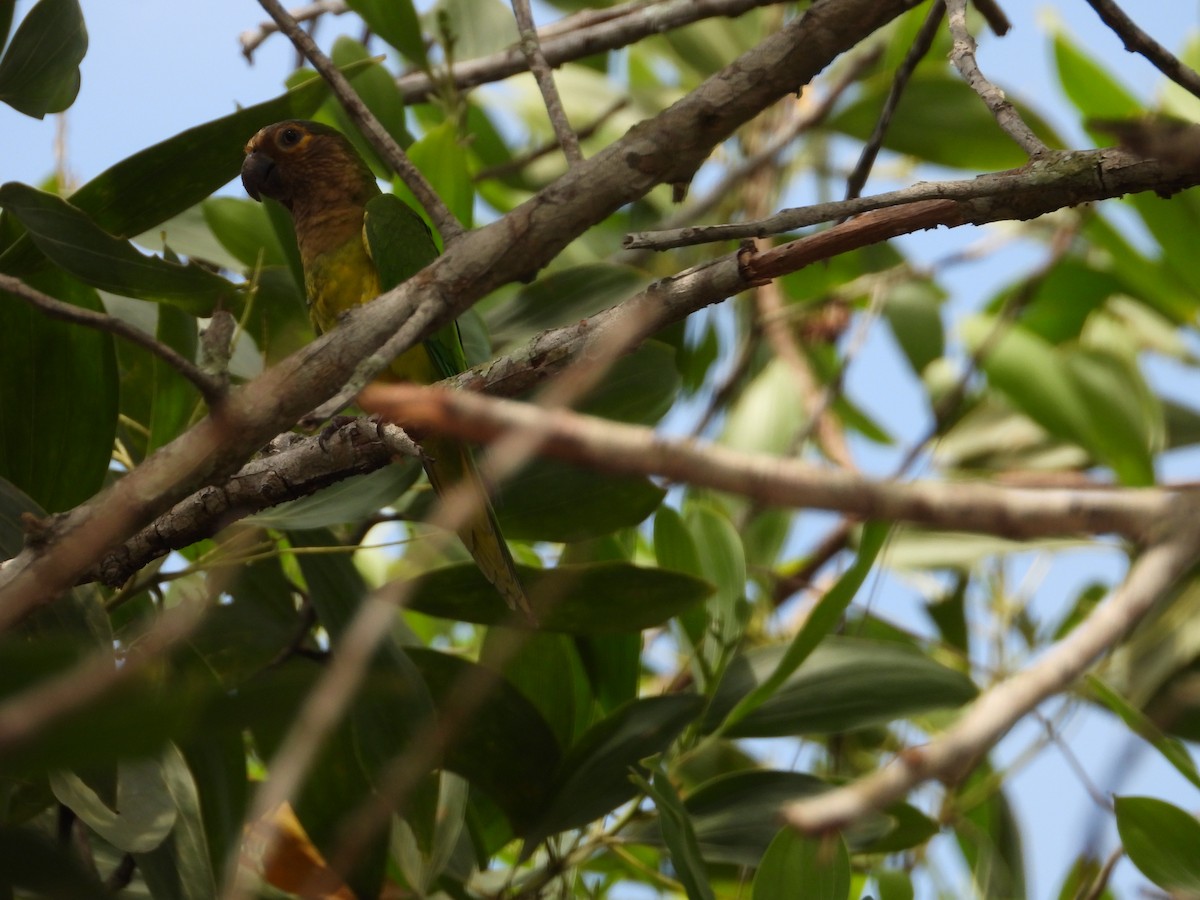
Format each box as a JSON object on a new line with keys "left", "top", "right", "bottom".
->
{"left": 420, "top": 434, "right": 530, "bottom": 617}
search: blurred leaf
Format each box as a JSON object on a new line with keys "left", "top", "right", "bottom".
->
{"left": 0, "top": 267, "right": 117, "bottom": 512}
{"left": 0, "top": 825, "right": 109, "bottom": 898}
{"left": 201, "top": 196, "right": 292, "bottom": 270}
{"left": 655, "top": 505, "right": 702, "bottom": 575}
{"left": 721, "top": 358, "right": 804, "bottom": 456}
{"left": 717, "top": 523, "right": 888, "bottom": 736}
{"left": 687, "top": 502, "right": 747, "bottom": 645}
{"left": 885, "top": 280, "right": 944, "bottom": 375}
{"left": 828, "top": 74, "right": 1062, "bottom": 170}
{"left": 248, "top": 462, "right": 423, "bottom": 530}
{"left": 1086, "top": 676, "right": 1200, "bottom": 790}
{"left": 323, "top": 37, "right": 413, "bottom": 178}
{"left": 578, "top": 340, "right": 680, "bottom": 426}
{"left": 408, "top": 647, "right": 561, "bottom": 833}
{"left": 401, "top": 119, "right": 473, "bottom": 229}
{"left": 753, "top": 829, "right": 850, "bottom": 900}
{"left": 526, "top": 694, "right": 703, "bottom": 846}
{"left": 430, "top": 0, "right": 518, "bottom": 61}
{"left": 1115, "top": 796, "right": 1200, "bottom": 895}
{"left": 876, "top": 868, "right": 916, "bottom": 900}
{"left": 633, "top": 767, "right": 715, "bottom": 900}
{"left": 487, "top": 263, "right": 648, "bottom": 346}
{"left": 50, "top": 755, "right": 176, "bottom": 853}
{"left": 705, "top": 636, "right": 977, "bottom": 737}
{"left": 625, "top": 770, "right": 889, "bottom": 866}
{"left": 481, "top": 629, "right": 582, "bottom": 750}
{"left": 1053, "top": 31, "right": 1140, "bottom": 125}
{"left": 132, "top": 744, "right": 218, "bottom": 900}
{"left": 1010, "top": 259, "right": 1121, "bottom": 344}
{"left": 348, "top": 0, "right": 427, "bottom": 68}
{"left": 0, "top": 183, "right": 240, "bottom": 315}
{"left": 495, "top": 458, "right": 665, "bottom": 542}
{"left": 147, "top": 303, "right": 199, "bottom": 452}
{"left": 0, "top": 0, "right": 86, "bottom": 118}
{"left": 180, "top": 730, "right": 248, "bottom": 882}
{"left": 407, "top": 561, "right": 712, "bottom": 633}
{"left": 1064, "top": 347, "right": 1158, "bottom": 486}
{"left": 1130, "top": 189, "right": 1200, "bottom": 298}
{"left": 955, "top": 769, "right": 1026, "bottom": 900}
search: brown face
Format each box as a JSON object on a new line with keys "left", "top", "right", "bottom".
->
{"left": 242, "top": 120, "right": 310, "bottom": 209}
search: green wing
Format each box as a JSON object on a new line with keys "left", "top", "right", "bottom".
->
{"left": 364, "top": 193, "right": 466, "bottom": 377}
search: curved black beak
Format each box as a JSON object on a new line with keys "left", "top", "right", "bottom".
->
{"left": 240, "top": 151, "right": 276, "bottom": 203}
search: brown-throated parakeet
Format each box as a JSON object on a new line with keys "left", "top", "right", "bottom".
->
{"left": 241, "top": 119, "right": 529, "bottom": 615}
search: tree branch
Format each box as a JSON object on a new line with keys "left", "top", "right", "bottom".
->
{"left": 354, "top": 382, "right": 1177, "bottom": 544}
{"left": 392, "top": 0, "right": 796, "bottom": 104}
{"left": 239, "top": 0, "right": 347, "bottom": 60}
{"left": 782, "top": 524, "right": 1200, "bottom": 834}
{"left": 1082, "top": 0, "right": 1200, "bottom": 102}
{"left": 511, "top": 0, "right": 583, "bottom": 166}
{"left": 946, "top": 0, "right": 1048, "bottom": 157}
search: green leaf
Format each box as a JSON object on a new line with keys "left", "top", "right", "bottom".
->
{"left": 0, "top": 183, "right": 240, "bottom": 315}
{"left": 407, "top": 648, "right": 561, "bottom": 833}
{"left": 753, "top": 829, "right": 850, "bottom": 900}
{"left": 715, "top": 523, "right": 889, "bottom": 736}
{"left": 323, "top": 37, "right": 414, "bottom": 177}
{"left": 248, "top": 462, "right": 423, "bottom": 531}
{"left": 0, "top": 267, "right": 117, "bottom": 512}
{"left": 429, "top": 0, "right": 518, "bottom": 61}
{"left": 401, "top": 119, "right": 473, "bottom": 229}
{"left": 686, "top": 502, "right": 747, "bottom": 644}
{"left": 578, "top": 340, "right": 680, "bottom": 426}
{"left": 488, "top": 263, "right": 649, "bottom": 345}
{"left": 0, "top": 0, "right": 86, "bottom": 118}
{"left": 526, "top": 694, "right": 703, "bottom": 846}
{"left": 50, "top": 755, "right": 177, "bottom": 853}
{"left": 201, "top": 196, "right": 292, "bottom": 270}
{"left": 407, "top": 561, "right": 712, "bottom": 633}
{"left": 705, "top": 636, "right": 977, "bottom": 737}
{"left": 654, "top": 505, "right": 702, "bottom": 575}
{"left": 1115, "top": 796, "right": 1200, "bottom": 895}
{"left": 496, "top": 459, "right": 665, "bottom": 543}
{"left": 347, "top": 0, "right": 428, "bottom": 68}
{"left": 147, "top": 303, "right": 199, "bottom": 452}
{"left": 1063, "top": 347, "right": 1158, "bottom": 486}
{"left": 828, "top": 73, "right": 1061, "bottom": 170}
{"left": 633, "top": 768, "right": 715, "bottom": 900}
{"left": 180, "top": 730, "right": 249, "bottom": 883}
{"left": 481, "top": 629, "right": 584, "bottom": 751}
{"left": 624, "top": 770, "right": 889, "bottom": 866}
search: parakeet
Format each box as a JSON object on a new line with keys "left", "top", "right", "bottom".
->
{"left": 241, "top": 119, "right": 529, "bottom": 615}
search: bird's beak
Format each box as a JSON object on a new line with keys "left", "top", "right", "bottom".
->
{"left": 240, "top": 151, "right": 276, "bottom": 203}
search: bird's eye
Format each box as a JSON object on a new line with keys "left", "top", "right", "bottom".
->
{"left": 279, "top": 127, "right": 302, "bottom": 148}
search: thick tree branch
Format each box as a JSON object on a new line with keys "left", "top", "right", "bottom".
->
{"left": 782, "top": 525, "right": 1200, "bottom": 834}
{"left": 355, "top": 382, "right": 1177, "bottom": 544}
{"left": 624, "top": 146, "right": 1187, "bottom": 250}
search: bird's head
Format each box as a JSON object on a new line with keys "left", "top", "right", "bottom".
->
{"left": 241, "top": 120, "right": 378, "bottom": 213}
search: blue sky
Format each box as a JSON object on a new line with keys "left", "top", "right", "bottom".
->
{"left": 4, "top": 2, "right": 1200, "bottom": 898}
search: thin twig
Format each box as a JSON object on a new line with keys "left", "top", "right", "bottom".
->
{"left": 511, "top": 0, "right": 584, "bottom": 165}
{"left": 254, "top": 0, "right": 464, "bottom": 242}
{"left": 1082, "top": 0, "right": 1200, "bottom": 102}
{"left": 475, "top": 99, "right": 625, "bottom": 181}
{"left": 392, "top": 0, "right": 793, "bottom": 105}
{"left": 843, "top": 1, "right": 945, "bottom": 202}
{"left": 946, "top": 0, "right": 1048, "bottom": 157}
{"left": 0, "top": 273, "right": 225, "bottom": 404}
{"left": 783, "top": 525, "right": 1200, "bottom": 834}
{"left": 240, "top": 0, "right": 348, "bottom": 59}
